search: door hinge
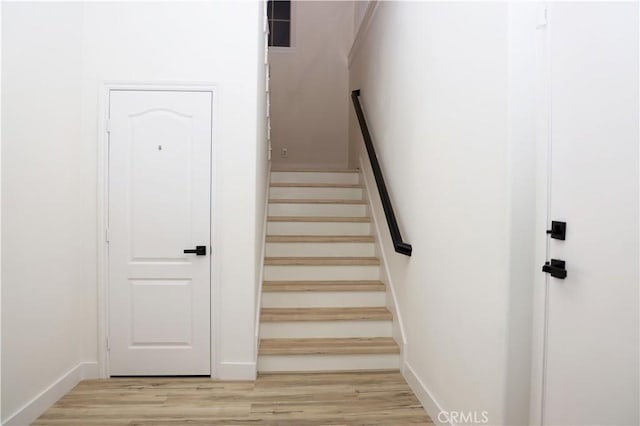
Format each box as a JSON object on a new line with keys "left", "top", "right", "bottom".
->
{"left": 105, "top": 119, "right": 112, "bottom": 133}
{"left": 536, "top": 6, "right": 548, "bottom": 29}
{"left": 106, "top": 337, "right": 110, "bottom": 352}
{"left": 105, "top": 228, "right": 110, "bottom": 243}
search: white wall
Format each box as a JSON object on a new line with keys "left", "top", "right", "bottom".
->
{"left": 269, "top": 1, "right": 353, "bottom": 168}
{"left": 2, "top": 1, "right": 266, "bottom": 421}
{"left": 255, "top": 1, "right": 270, "bottom": 360}
{"left": 0, "top": 3, "right": 4, "bottom": 421}
{"left": 2, "top": 3, "right": 86, "bottom": 421}
{"left": 504, "top": 4, "right": 537, "bottom": 424}
{"left": 78, "top": 1, "right": 264, "bottom": 381}
{"left": 349, "top": 3, "right": 536, "bottom": 424}
{"left": 354, "top": 1, "right": 371, "bottom": 34}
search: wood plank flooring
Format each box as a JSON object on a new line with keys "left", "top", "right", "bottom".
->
{"left": 266, "top": 236, "right": 375, "bottom": 243}
{"left": 268, "top": 199, "right": 369, "bottom": 204}
{"left": 271, "top": 168, "right": 361, "bottom": 173}
{"left": 262, "top": 280, "right": 385, "bottom": 292}
{"left": 264, "top": 257, "right": 380, "bottom": 266}
{"left": 259, "top": 338, "right": 400, "bottom": 355}
{"left": 267, "top": 216, "right": 371, "bottom": 223}
{"left": 260, "top": 307, "right": 393, "bottom": 322}
{"left": 34, "top": 372, "right": 433, "bottom": 425}
{"left": 270, "top": 183, "right": 363, "bottom": 188}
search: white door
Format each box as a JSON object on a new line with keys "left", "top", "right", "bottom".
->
{"left": 108, "top": 90, "right": 212, "bottom": 376}
{"left": 539, "top": 4, "right": 639, "bottom": 425}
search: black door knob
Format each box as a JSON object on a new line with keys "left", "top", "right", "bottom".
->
{"left": 546, "top": 221, "right": 567, "bottom": 240}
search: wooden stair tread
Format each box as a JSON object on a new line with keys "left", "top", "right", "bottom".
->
{"left": 259, "top": 337, "right": 399, "bottom": 355}
{"left": 271, "top": 183, "right": 362, "bottom": 188}
{"left": 271, "top": 168, "right": 360, "bottom": 173}
{"left": 266, "top": 235, "right": 375, "bottom": 243}
{"left": 265, "top": 257, "right": 379, "bottom": 266}
{"left": 269, "top": 199, "right": 367, "bottom": 205}
{"left": 268, "top": 216, "right": 370, "bottom": 223}
{"left": 261, "top": 307, "right": 393, "bottom": 322}
{"left": 263, "top": 280, "right": 385, "bottom": 292}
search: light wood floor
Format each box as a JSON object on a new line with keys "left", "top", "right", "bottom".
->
{"left": 34, "top": 372, "right": 433, "bottom": 425}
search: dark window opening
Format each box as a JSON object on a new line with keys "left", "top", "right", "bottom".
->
{"left": 267, "top": 1, "right": 291, "bottom": 47}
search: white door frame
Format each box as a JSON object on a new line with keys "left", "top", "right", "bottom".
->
{"left": 529, "top": 8, "right": 551, "bottom": 424}
{"left": 97, "top": 82, "right": 220, "bottom": 378}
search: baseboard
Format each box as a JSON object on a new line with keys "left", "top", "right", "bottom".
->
{"left": 403, "top": 361, "right": 451, "bottom": 426}
{"left": 3, "top": 361, "right": 97, "bottom": 426}
{"left": 217, "top": 361, "right": 257, "bottom": 381}
{"left": 80, "top": 361, "right": 100, "bottom": 380}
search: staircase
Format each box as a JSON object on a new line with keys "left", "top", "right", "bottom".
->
{"left": 258, "top": 169, "right": 400, "bottom": 372}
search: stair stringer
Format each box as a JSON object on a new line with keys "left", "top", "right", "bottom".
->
{"left": 254, "top": 163, "right": 272, "bottom": 367}
{"left": 358, "top": 157, "right": 408, "bottom": 367}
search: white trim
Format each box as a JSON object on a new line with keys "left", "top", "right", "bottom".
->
{"left": 209, "top": 86, "right": 221, "bottom": 379}
{"left": 0, "top": 3, "right": 3, "bottom": 420}
{"left": 217, "top": 362, "right": 257, "bottom": 381}
{"left": 254, "top": 163, "right": 272, "bottom": 363}
{"left": 530, "top": 10, "right": 552, "bottom": 425}
{"left": 81, "top": 362, "right": 100, "bottom": 380}
{"left": 96, "top": 82, "right": 220, "bottom": 379}
{"left": 270, "top": 161, "right": 349, "bottom": 170}
{"left": 348, "top": 1, "right": 380, "bottom": 68}
{"left": 403, "top": 361, "right": 450, "bottom": 426}
{"left": 358, "top": 155, "right": 407, "bottom": 356}
{"left": 2, "top": 362, "right": 98, "bottom": 426}
{"left": 97, "top": 85, "right": 108, "bottom": 378}
{"left": 268, "top": 47, "right": 297, "bottom": 55}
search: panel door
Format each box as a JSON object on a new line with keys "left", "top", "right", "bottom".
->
{"left": 541, "top": 4, "right": 639, "bottom": 424}
{"left": 108, "top": 90, "right": 212, "bottom": 376}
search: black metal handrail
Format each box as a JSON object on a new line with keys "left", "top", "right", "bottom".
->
{"left": 351, "top": 89, "right": 412, "bottom": 256}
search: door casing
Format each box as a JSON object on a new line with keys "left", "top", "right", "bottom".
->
{"left": 529, "top": 7, "right": 552, "bottom": 423}
{"left": 97, "top": 82, "right": 219, "bottom": 378}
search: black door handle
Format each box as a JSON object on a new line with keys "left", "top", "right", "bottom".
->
{"left": 542, "top": 259, "right": 567, "bottom": 279}
{"left": 184, "top": 245, "right": 207, "bottom": 256}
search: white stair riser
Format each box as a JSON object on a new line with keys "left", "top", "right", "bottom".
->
{"left": 264, "top": 265, "right": 380, "bottom": 281}
{"left": 258, "top": 354, "right": 400, "bottom": 372}
{"left": 270, "top": 187, "right": 363, "bottom": 200}
{"left": 271, "top": 172, "right": 359, "bottom": 184}
{"left": 268, "top": 203, "right": 367, "bottom": 217}
{"left": 262, "top": 291, "right": 386, "bottom": 308}
{"left": 267, "top": 222, "right": 370, "bottom": 236}
{"left": 266, "top": 242, "right": 375, "bottom": 257}
{"left": 260, "top": 320, "right": 393, "bottom": 338}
